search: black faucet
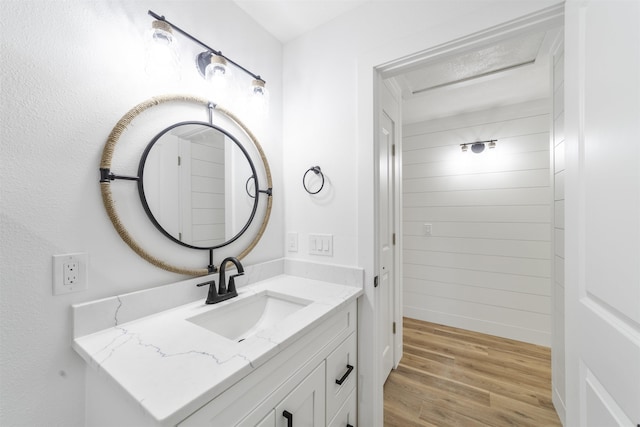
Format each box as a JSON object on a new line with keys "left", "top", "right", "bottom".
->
{"left": 196, "top": 257, "right": 244, "bottom": 304}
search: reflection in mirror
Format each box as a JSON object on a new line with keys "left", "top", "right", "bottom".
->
{"left": 139, "top": 122, "right": 258, "bottom": 250}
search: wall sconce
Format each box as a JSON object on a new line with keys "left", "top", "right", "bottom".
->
{"left": 460, "top": 139, "right": 497, "bottom": 153}
{"left": 147, "top": 10, "right": 267, "bottom": 101}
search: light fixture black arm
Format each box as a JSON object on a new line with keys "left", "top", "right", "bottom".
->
{"left": 148, "top": 10, "right": 265, "bottom": 84}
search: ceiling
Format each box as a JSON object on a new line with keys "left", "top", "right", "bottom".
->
{"left": 233, "top": 0, "right": 370, "bottom": 43}
{"left": 234, "top": 1, "right": 559, "bottom": 123}
{"left": 397, "top": 29, "right": 559, "bottom": 123}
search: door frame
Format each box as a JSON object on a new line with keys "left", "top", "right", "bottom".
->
{"left": 370, "top": 0, "right": 565, "bottom": 420}
{"left": 358, "top": 4, "right": 565, "bottom": 426}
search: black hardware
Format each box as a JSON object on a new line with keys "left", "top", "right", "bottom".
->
{"left": 148, "top": 10, "right": 265, "bottom": 84}
{"left": 247, "top": 176, "right": 273, "bottom": 199}
{"left": 347, "top": 424, "right": 354, "bottom": 427}
{"left": 196, "top": 257, "right": 244, "bottom": 304}
{"left": 303, "top": 166, "right": 325, "bottom": 194}
{"left": 335, "top": 364, "right": 354, "bottom": 385}
{"left": 246, "top": 176, "right": 256, "bottom": 198}
{"left": 207, "top": 250, "right": 217, "bottom": 274}
{"left": 196, "top": 257, "right": 244, "bottom": 305}
{"left": 196, "top": 277, "right": 237, "bottom": 305}
{"left": 227, "top": 273, "right": 243, "bottom": 294}
{"left": 374, "top": 276, "right": 379, "bottom": 288}
{"left": 99, "top": 168, "right": 139, "bottom": 183}
{"left": 283, "top": 410, "right": 293, "bottom": 427}
{"left": 460, "top": 139, "right": 497, "bottom": 154}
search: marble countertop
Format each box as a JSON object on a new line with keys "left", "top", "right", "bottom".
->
{"left": 73, "top": 274, "right": 362, "bottom": 425}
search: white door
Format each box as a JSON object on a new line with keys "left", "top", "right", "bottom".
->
{"left": 564, "top": 1, "right": 640, "bottom": 426}
{"left": 379, "top": 103, "right": 395, "bottom": 383}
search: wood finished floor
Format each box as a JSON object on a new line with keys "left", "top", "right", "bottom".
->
{"left": 384, "top": 318, "right": 561, "bottom": 427}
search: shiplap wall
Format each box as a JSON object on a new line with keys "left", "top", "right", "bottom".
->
{"left": 402, "top": 99, "right": 552, "bottom": 346}
{"left": 551, "top": 41, "right": 566, "bottom": 422}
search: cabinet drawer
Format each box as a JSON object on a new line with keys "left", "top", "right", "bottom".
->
{"left": 326, "top": 332, "right": 357, "bottom": 421}
{"left": 328, "top": 388, "right": 356, "bottom": 427}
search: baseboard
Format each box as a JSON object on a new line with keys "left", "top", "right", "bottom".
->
{"left": 403, "top": 306, "right": 551, "bottom": 347}
{"left": 552, "top": 387, "right": 566, "bottom": 425}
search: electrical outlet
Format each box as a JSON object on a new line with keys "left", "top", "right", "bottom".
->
{"left": 64, "top": 261, "right": 79, "bottom": 285}
{"left": 287, "top": 232, "right": 298, "bottom": 252}
{"left": 53, "top": 253, "right": 88, "bottom": 295}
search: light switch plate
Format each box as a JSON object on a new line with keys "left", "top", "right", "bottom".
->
{"left": 309, "top": 234, "right": 333, "bottom": 256}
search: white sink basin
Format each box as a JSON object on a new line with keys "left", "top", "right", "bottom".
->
{"left": 187, "top": 291, "right": 312, "bottom": 342}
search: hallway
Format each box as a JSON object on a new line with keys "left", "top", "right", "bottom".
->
{"left": 384, "top": 318, "right": 561, "bottom": 426}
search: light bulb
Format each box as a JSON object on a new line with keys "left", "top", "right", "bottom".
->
{"left": 144, "top": 20, "right": 180, "bottom": 81}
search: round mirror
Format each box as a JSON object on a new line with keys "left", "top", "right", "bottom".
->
{"left": 138, "top": 122, "right": 259, "bottom": 250}
{"left": 99, "top": 94, "right": 272, "bottom": 276}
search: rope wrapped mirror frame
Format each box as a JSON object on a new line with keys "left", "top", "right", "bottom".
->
{"left": 99, "top": 94, "right": 273, "bottom": 276}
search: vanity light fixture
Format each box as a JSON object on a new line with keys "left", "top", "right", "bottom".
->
{"left": 460, "top": 139, "right": 498, "bottom": 153}
{"left": 147, "top": 10, "right": 267, "bottom": 93}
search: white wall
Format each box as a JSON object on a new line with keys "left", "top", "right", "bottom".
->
{"left": 402, "top": 100, "right": 552, "bottom": 346}
{"left": 282, "top": 2, "right": 561, "bottom": 425}
{"left": 551, "top": 39, "right": 566, "bottom": 423}
{"left": 0, "top": 1, "right": 282, "bottom": 425}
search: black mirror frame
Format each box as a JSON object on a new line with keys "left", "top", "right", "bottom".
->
{"left": 138, "top": 121, "right": 259, "bottom": 250}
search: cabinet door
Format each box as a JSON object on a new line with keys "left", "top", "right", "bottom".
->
{"left": 328, "top": 389, "right": 356, "bottom": 427}
{"left": 276, "top": 362, "right": 325, "bottom": 427}
{"left": 326, "top": 333, "right": 357, "bottom": 420}
{"left": 256, "top": 410, "right": 275, "bottom": 427}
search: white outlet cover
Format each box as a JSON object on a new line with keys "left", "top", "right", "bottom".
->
{"left": 53, "top": 253, "right": 88, "bottom": 295}
{"left": 287, "top": 232, "right": 298, "bottom": 252}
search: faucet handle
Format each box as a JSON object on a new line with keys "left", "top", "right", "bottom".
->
{"left": 197, "top": 280, "right": 218, "bottom": 304}
{"left": 227, "top": 273, "right": 244, "bottom": 294}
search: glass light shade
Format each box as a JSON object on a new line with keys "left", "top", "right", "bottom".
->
{"left": 471, "top": 142, "right": 485, "bottom": 153}
{"left": 247, "top": 79, "right": 269, "bottom": 116}
{"left": 205, "top": 55, "right": 230, "bottom": 81}
{"left": 205, "top": 55, "right": 235, "bottom": 106}
{"left": 144, "top": 20, "right": 180, "bottom": 80}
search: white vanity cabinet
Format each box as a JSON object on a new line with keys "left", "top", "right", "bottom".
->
{"left": 179, "top": 300, "right": 357, "bottom": 427}
{"left": 75, "top": 275, "right": 362, "bottom": 427}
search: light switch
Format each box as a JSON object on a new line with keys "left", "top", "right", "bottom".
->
{"left": 309, "top": 234, "right": 333, "bottom": 256}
